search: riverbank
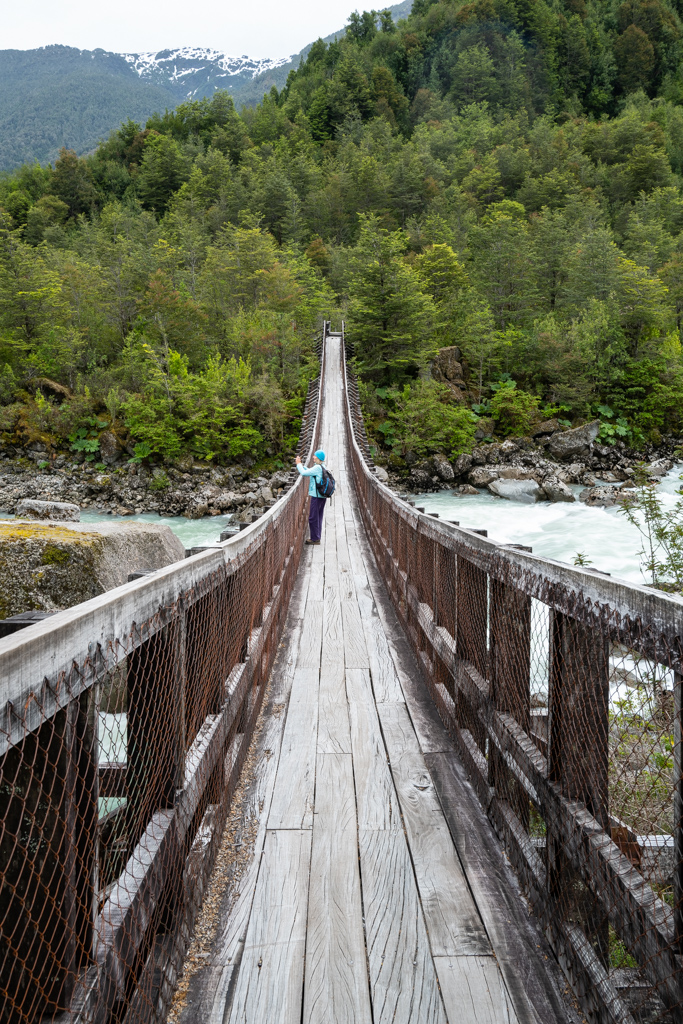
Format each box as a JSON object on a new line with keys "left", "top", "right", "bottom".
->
{"left": 382, "top": 426, "right": 683, "bottom": 509}
{"left": 0, "top": 446, "right": 294, "bottom": 522}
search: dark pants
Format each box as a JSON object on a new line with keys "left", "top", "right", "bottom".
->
{"left": 308, "top": 496, "right": 326, "bottom": 542}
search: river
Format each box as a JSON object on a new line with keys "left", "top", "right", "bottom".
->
{"left": 408, "top": 463, "right": 683, "bottom": 584}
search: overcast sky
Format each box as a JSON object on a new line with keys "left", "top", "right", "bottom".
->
{"left": 2, "top": 0, "right": 360, "bottom": 58}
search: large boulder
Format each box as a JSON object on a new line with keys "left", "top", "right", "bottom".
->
{"left": 541, "top": 476, "right": 575, "bottom": 503}
{"left": 647, "top": 459, "right": 673, "bottom": 478}
{"left": 488, "top": 479, "right": 545, "bottom": 503}
{"left": 0, "top": 520, "right": 185, "bottom": 618}
{"left": 16, "top": 499, "right": 80, "bottom": 522}
{"left": 453, "top": 453, "right": 473, "bottom": 476}
{"left": 495, "top": 467, "right": 538, "bottom": 481}
{"left": 579, "top": 485, "right": 622, "bottom": 508}
{"left": 432, "top": 346, "right": 465, "bottom": 382}
{"left": 433, "top": 454, "right": 455, "bottom": 481}
{"left": 546, "top": 421, "right": 600, "bottom": 461}
{"left": 468, "top": 466, "right": 498, "bottom": 487}
{"left": 374, "top": 466, "right": 390, "bottom": 483}
{"left": 410, "top": 467, "right": 432, "bottom": 489}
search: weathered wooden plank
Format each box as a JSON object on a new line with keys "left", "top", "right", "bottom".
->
{"left": 303, "top": 826, "right": 371, "bottom": 1024}
{"left": 359, "top": 829, "right": 447, "bottom": 1024}
{"left": 341, "top": 598, "right": 369, "bottom": 669}
{"left": 314, "top": 753, "right": 356, "bottom": 831}
{"left": 288, "top": 666, "right": 320, "bottom": 705}
{"left": 426, "top": 750, "right": 579, "bottom": 1024}
{"left": 378, "top": 703, "right": 490, "bottom": 957}
{"left": 268, "top": 699, "right": 318, "bottom": 829}
{"left": 322, "top": 590, "right": 344, "bottom": 674}
{"left": 185, "top": 709, "right": 287, "bottom": 1024}
{"left": 269, "top": 558, "right": 312, "bottom": 703}
{"left": 354, "top": 577, "right": 403, "bottom": 703}
{"left": 346, "top": 670, "right": 400, "bottom": 832}
{"left": 296, "top": 593, "right": 323, "bottom": 670}
{"left": 226, "top": 829, "right": 311, "bottom": 1024}
{"left": 317, "top": 696, "right": 351, "bottom": 754}
{"left": 433, "top": 956, "right": 518, "bottom": 1024}
{"left": 348, "top": 517, "right": 453, "bottom": 753}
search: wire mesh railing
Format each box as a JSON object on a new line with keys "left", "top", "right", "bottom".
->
{"left": 342, "top": 326, "right": 683, "bottom": 1024}
{"left": 0, "top": 328, "right": 325, "bottom": 1024}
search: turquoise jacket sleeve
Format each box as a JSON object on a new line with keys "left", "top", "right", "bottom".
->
{"left": 297, "top": 463, "right": 323, "bottom": 497}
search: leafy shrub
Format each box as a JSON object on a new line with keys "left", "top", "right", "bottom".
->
{"left": 375, "top": 379, "right": 476, "bottom": 459}
{"left": 489, "top": 380, "right": 540, "bottom": 436}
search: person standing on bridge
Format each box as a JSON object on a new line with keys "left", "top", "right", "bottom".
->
{"left": 296, "top": 449, "right": 328, "bottom": 545}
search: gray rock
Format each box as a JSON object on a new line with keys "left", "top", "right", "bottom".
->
{"left": 455, "top": 484, "right": 480, "bottom": 495}
{"left": 433, "top": 455, "right": 455, "bottom": 481}
{"left": 432, "top": 345, "right": 464, "bottom": 381}
{"left": 375, "top": 466, "right": 390, "bottom": 483}
{"left": 541, "top": 477, "right": 575, "bottom": 503}
{"left": 184, "top": 502, "right": 210, "bottom": 519}
{"left": 453, "top": 453, "right": 472, "bottom": 476}
{"left": 16, "top": 499, "right": 80, "bottom": 522}
{"left": 579, "top": 485, "right": 622, "bottom": 508}
{"left": 410, "top": 468, "right": 431, "bottom": 488}
{"left": 470, "top": 447, "right": 488, "bottom": 466}
{"left": 259, "top": 486, "right": 274, "bottom": 503}
{"left": 468, "top": 466, "right": 498, "bottom": 487}
{"left": 98, "top": 431, "right": 122, "bottom": 465}
{"left": 647, "top": 459, "right": 673, "bottom": 478}
{"left": 499, "top": 439, "right": 519, "bottom": 456}
{"left": 546, "top": 421, "right": 600, "bottom": 461}
{"left": 488, "top": 478, "right": 544, "bottom": 503}
{"left": 532, "top": 419, "right": 560, "bottom": 437}
{"left": 270, "top": 470, "right": 291, "bottom": 489}
{"left": 496, "top": 467, "right": 538, "bottom": 481}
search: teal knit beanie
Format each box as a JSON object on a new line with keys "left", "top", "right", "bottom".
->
{"left": 314, "top": 449, "right": 326, "bottom": 461}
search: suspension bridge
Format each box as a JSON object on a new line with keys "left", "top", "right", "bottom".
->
{"left": 0, "top": 325, "right": 681, "bottom": 1024}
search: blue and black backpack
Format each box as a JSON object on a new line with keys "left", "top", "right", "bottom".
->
{"left": 315, "top": 466, "right": 336, "bottom": 499}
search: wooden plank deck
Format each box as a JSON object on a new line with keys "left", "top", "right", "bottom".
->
{"left": 178, "top": 333, "right": 580, "bottom": 1024}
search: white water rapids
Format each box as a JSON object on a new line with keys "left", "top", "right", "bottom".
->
{"left": 409, "top": 463, "right": 683, "bottom": 585}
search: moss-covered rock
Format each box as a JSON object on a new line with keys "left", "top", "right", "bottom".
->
{"left": 0, "top": 520, "right": 185, "bottom": 618}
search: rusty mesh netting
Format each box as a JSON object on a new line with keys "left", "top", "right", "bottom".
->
{"left": 0, "top": 335, "right": 324, "bottom": 1024}
{"left": 343, "top": 330, "right": 683, "bottom": 1024}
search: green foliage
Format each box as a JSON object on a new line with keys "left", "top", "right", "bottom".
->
{"left": 373, "top": 378, "right": 476, "bottom": 458}
{"left": 489, "top": 380, "right": 540, "bottom": 436}
{"left": 619, "top": 469, "right": 683, "bottom": 592}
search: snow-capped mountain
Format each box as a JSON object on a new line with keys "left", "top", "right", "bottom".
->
{"left": 122, "top": 47, "right": 294, "bottom": 99}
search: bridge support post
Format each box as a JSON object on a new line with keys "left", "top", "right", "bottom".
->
{"left": 675, "top": 669, "right": 682, "bottom": 951}
{"left": 456, "top": 555, "right": 488, "bottom": 753}
{"left": 547, "top": 611, "right": 610, "bottom": 967}
{"left": 0, "top": 686, "right": 97, "bottom": 1022}
{"left": 126, "top": 616, "right": 186, "bottom": 852}
{"left": 490, "top": 577, "right": 531, "bottom": 831}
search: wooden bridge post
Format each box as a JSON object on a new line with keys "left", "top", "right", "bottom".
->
{"left": 0, "top": 687, "right": 97, "bottom": 1022}
{"left": 126, "top": 612, "right": 186, "bottom": 851}
{"left": 455, "top": 555, "right": 488, "bottom": 752}
{"left": 490, "top": 577, "right": 531, "bottom": 830}
{"left": 675, "top": 668, "right": 682, "bottom": 950}
{"left": 547, "top": 610, "right": 610, "bottom": 966}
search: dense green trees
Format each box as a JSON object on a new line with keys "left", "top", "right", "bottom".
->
{"left": 2, "top": 0, "right": 683, "bottom": 466}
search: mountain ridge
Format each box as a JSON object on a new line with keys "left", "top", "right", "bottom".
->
{"left": 0, "top": 2, "right": 411, "bottom": 171}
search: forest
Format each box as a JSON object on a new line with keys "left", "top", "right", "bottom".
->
{"left": 2, "top": 0, "right": 683, "bottom": 472}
